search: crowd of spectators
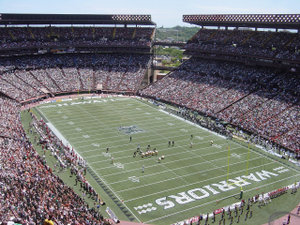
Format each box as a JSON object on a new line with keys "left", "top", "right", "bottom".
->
{"left": 0, "top": 70, "right": 46, "bottom": 101}
{"left": 0, "top": 53, "right": 150, "bottom": 101}
{"left": 0, "top": 96, "right": 23, "bottom": 139}
{"left": 0, "top": 24, "right": 298, "bottom": 224}
{"left": 30, "top": 69, "right": 62, "bottom": 94}
{"left": 31, "top": 113, "right": 106, "bottom": 208}
{"left": 0, "top": 137, "right": 105, "bottom": 224}
{"left": 141, "top": 58, "right": 276, "bottom": 115}
{"left": 140, "top": 57, "right": 300, "bottom": 152}
{"left": 78, "top": 68, "right": 94, "bottom": 91}
{"left": 0, "top": 95, "right": 109, "bottom": 224}
{"left": 186, "top": 28, "right": 300, "bottom": 61}
{"left": 0, "top": 51, "right": 151, "bottom": 223}
{"left": 0, "top": 26, "right": 154, "bottom": 50}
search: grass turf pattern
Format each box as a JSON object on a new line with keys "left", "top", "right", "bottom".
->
{"left": 36, "top": 97, "right": 300, "bottom": 225}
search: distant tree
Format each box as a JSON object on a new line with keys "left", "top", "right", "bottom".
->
{"left": 156, "top": 26, "right": 199, "bottom": 42}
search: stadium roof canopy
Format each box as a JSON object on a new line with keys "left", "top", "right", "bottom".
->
{"left": 0, "top": 13, "right": 156, "bottom": 26}
{"left": 183, "top": 14, "right": 300, "bottom": 29}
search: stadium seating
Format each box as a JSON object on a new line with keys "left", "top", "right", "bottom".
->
{"left": 0, "top": 27, "right": 154, "bottom": 50}
{"left": 0, "top": 95, "right": 109, "bottom": 224}
{"left": 0, "top": 96, "right": 24, "bottom": 139}
{"left": 0, "top": 136, "right": 105, "bottom": 224}
{"left": 0, "top": 22, "right": 299, "bottom": 224}
{"left": 0, "top": 25, "right": 154, "bottom": 224}
{"left": 186, "top": 29, "right": 300, "bottom": 61}
{"left": 140, "top": 58, "right": 300, "bottom": 152}
{"left": 0, "top": 54, "right": 150, "bottom": 101}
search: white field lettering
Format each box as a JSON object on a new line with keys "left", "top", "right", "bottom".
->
{"left": 134, "top": 168, "right": 287, "bottom": 213}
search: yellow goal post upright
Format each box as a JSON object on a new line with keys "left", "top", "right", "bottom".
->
{"left": 245, "top": 141, "right": 251, "bottom": 176}
{"left": 226, "top": 138, "right": 251, "bottom": 199}
{"left": 226, "top": 139, "right": 231, "bottom": 183}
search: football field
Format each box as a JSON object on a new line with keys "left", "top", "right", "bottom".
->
{"left": 36, "top": 96, "right": 300, "bottom": 224}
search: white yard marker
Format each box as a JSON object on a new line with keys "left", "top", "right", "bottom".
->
{"left": 128, "top": 176, "right": 140, "bottom": 183}
{"left": 102, "top": 152, "right": 111, "bottom": 158}
{"left": 231, "top": 153, "right": 241, "bottom": 159}
{"left": 114, "top": 162, "right": 124, "bottom": 169}
{"left": 213, "top": 144, "right": 222, "bottom": 149}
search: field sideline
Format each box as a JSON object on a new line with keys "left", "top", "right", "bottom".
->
{"left": 35, "top": 96, "right": 300, "bottom": 225}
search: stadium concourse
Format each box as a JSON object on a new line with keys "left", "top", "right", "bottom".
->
{"left": 0, "top": 13, "right": 299, "bottom": 225}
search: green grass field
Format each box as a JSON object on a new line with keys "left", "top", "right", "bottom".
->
{"left": 35, "top": 96, "right": 300, "bottom": 225}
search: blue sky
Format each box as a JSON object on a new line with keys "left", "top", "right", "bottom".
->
{"left": 0, "top": 0, "right": 299, "bottom": 27}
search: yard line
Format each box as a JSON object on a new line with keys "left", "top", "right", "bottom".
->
{"left": 39, "top": 99, "right": 210, "bottom": 143}
{"left": 101, "top": 145, "right": 242, "bottom": 178}
{"left": 158, "top": 108, "right": 227, "bottom": 140}
{"left": 38, "top": 106, "right": 141, "bottom": 221}
{"left": 78, "top": 132, "right": 212, "bottom": 154}
{"left": 56, "top": 104, "right": 142, "bottom": 222}
{"left": 145, "top": 173, "right": 300, "bottom": 224}
{"left": 55, "top": 115, "right": 210, "bottom": 144}
{"left": 61, "top": 116, "right": 205, "bottom": 136}
{"left": 45, "top": 111, "right": 177, "bottom": 130}
{"left": 231, "top": 135, "right": 300, "bottom": 174}
{"left": 40, "top": 101, "right": 223, "bottom": 151}
{"left": 41, "top": 99, "right": 281, "bottom": 178}
{"left": 161, "top": 162, "right": 190, "bottom": 185}
{"left": 74, "top": 127, "right": 212, "bottom": 147}
{"left": 87, "top": 162, "right": 141, "bottom": 223}
{"left": 93, "top": 146, "right": 240, "bottom": 169}
{"left": 123, "top": 161, "right": 279, "bottom": 202}
{"left": 40, "top": 101, "right": 176, "bottom": 125}
{"left": 105, "top": 102, "right": 236, "bottom": 173}
{"left": 117, "top": 157, "right": 268, "bottom": 193}
{"left": 185, "top": 138, "right": 221, "bottom": 171}
{"left": 51, "top": 103, "right": 156, "bottom": 148}
{"left": 66, "top": 126, "right": 202, "bottom": 145}
{"left": 39, "top": 98, "right": 298, "bottom": 225}
{"left": 152, "top": 101, "right": 300, "bottom": 175}
{"left": 109, "top": 154, "right": 262, "bottom": 185}
{"left": 44, "top": 109, "right": 171, "bottom": 124}
{"left": 85, "top": 135, "right": 225, "bottom": 160}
